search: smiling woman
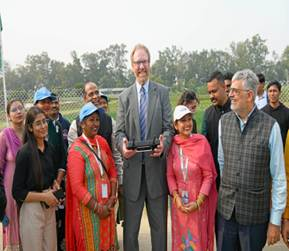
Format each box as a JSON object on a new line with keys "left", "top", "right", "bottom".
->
{"left": 12, "top": 106, "right": 61, "bottom": 251}
{"left": 167, "top": 105, "right": 217, "bottom": 251}
{"left": 66, "top": 102, "right": 118, "bottom": 251}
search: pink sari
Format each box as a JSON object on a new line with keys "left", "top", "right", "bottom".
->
{"left": 167, "top": 134, "right": 217, "bottom": 251}
{"left": 0, "top": 128, "right": 22, "bottom": 251}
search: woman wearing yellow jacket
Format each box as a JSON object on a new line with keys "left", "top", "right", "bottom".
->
{"left": 282, "top": 130, "right": 289, "bottom": 249}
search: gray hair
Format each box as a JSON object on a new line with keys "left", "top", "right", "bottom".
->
{"left": 232, "top": 69, "right": 258, "bottom": 98}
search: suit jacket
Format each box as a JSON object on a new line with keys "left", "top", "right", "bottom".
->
{"left": 115, "top": 81, "right": 173, "bottom": 201}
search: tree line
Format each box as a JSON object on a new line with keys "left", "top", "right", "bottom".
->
{"left": 2, "top": 34, "right": 289, "bottom": 91}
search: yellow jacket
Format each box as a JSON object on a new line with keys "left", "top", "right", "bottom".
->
{"left": 283, "top": 131, "right": 289, "bottom": 219}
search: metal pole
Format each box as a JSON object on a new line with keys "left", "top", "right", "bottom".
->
{"left": 0, "top": 14, "right": 8, "bottom": 126}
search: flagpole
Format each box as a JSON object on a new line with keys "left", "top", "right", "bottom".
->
{"left": 0, "top": 14, "right": 8, "bottom": 126}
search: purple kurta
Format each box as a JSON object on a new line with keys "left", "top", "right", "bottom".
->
{"left": 167, "top": 134, "right": 217, "bottom": 251}
{"left": 0, "top": 128, "right": 21, "bottom": 251}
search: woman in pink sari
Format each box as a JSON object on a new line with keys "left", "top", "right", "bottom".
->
{"left": 0, "top": 100, "right": 25, "bottom": 251}
{"left": 167, "top": 105, "right": 217, "bottom": 251}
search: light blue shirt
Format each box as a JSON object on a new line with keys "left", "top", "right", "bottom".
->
{"left": 218, "top": 107, "right": 287, "bottom": 226}
{"left": 136, "top": 80, "right": 149, "bottom": 110}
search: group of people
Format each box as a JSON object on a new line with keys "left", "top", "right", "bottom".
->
{"left": 0, "top": 44, "right": 289, "bottom": 251}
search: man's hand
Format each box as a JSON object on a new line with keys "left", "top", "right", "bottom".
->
{"left": 150, "top": 135, "right": 164, "bottom": 157}
{"left": 122, "top": 138, "right": 136, "bottom": 159}
{"left": 267, "top": 223, "right": 281, "bottom": 246}
{"left": 282, "top": 220, "right": 289, "bottom": 248}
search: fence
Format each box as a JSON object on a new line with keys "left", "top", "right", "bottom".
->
{"left": 1, "top": 86, "right": 289, "bottom": 130}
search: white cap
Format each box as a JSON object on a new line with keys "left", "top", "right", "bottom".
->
{"left": 173, "top": 105, "right": 192, "bottom": 122}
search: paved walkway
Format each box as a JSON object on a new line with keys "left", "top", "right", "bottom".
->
{"left": 117, "top": 209, "right": 288, "bottom": 251}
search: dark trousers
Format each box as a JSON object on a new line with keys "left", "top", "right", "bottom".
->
{"left": 123, "top": 166, "right": 167, "bottom": 251}
{"left": 217, "top": 212, "right": 268, "bottom": 251}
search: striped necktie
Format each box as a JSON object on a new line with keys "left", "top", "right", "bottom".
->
{"left": 139, "top": 86, "right": 147, "bottom": 141}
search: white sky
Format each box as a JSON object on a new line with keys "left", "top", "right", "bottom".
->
{"left": 1, "top": 0, "right": 289, "bottom": 66}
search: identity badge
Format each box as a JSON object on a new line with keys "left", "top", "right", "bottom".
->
{"left": 181, "top": 190, "right": 189, "bottom": 205}
{"left": 101, "top": 183, "right": 108, "bottom": 198}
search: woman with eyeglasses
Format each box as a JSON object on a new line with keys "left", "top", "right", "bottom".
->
{"left": 12, "top": 106, "right": 60, "bottom": 251}
{"left": 0, "top": 100, "right": 25, "bottom": 251}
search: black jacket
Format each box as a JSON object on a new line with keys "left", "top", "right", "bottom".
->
{"left": 0, "top": 173, "right": 6, "bottom": 221}
{"left": 201, "top": 98, "right": 231, "bottom": 189}
{"left": 262, "top": 102, "right": 289, "bottom": 147}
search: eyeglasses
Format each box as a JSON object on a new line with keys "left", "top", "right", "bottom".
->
{"left": 229, "top": 87, "right": 251, "bottom": 95}
{"left": 133, "top": 60, "right": 149, "bottom": 66}
{"left": 87, "top": 91, "right": 99, "bottom": 98}
{"left": 10, "top": 106, "right": 25, "bottom": 113}
{"left": 33, "top": 119, "right": 48, "bottom": 127}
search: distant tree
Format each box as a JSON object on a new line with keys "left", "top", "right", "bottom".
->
{"left": 230, "top": 34, "right": 269, "bottom": 72}
{"left": 65, "top": 51, "right": 84, "bottom": 87}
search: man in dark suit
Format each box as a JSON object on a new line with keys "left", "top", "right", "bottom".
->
{"left": 115, "top": 44, "right": 173, "bottom": 251}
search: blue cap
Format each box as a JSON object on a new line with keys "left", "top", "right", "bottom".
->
{"left": 33, "top": 87, "right": 52, "bottom": 104}
{"left": 79, "top": 102, "right": 99, "bottom": 122}
{"left": 99, "top": 92, "right": 109, "bottom": 102}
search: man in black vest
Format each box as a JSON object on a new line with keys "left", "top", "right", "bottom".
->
{"left": 217, "top": 69, "right": 286, "bottom": 251}
{"left": 202, "top": 71, "right": 231, "bottom": 189}
{"left": 68, "top": 82, "right": 113, "bottom": 149}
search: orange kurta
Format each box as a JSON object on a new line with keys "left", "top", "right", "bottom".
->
{"left": 66, "top": 135, "right": 117, "bottom": 251}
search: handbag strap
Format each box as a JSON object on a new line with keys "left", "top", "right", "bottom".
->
{"left": 80, "top": 140, "right": 109, "bottom": 177}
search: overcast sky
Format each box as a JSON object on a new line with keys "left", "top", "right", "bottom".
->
{"left": 1, "top": 0, "right": 289, "bottom": 66}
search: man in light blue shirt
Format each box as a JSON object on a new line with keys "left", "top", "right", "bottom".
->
{"left": 217, "top": 69, "right": 286, "bottom": 251}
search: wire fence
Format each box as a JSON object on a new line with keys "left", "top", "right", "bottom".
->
{"left": 1, "top": 86, "right": 289, "bottom": 130}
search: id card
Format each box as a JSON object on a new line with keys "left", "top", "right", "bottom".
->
{"left": 181, "top": 190, "right": 189, "bottom": 205}
{"left": 101, "top": 184, "right": 108, "bottom": 198}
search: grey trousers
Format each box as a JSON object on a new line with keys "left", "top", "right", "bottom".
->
{"left": 19, "top": 202, "right": 57, "bottom": 251}
{"left": 123, "top": 168, "right": 168, "bottom": 251}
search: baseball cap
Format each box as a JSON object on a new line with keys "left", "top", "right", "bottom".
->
{"left": 79, "top": 102, "right": 99, "bottom": 122}
{"left": 173, "top": 105, "right": 192, "bottom": 122}
{"left": 99, "top": 92, "right": 109, "bottom": 102}
{"left": 33, "top": 87, "right": 52, "bottom": 104}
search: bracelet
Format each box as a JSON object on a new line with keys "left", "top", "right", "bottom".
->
{"left": 93, "top": 202, "right": 98, "bottom": 212}
{"left": 195, "top": 200, "right": 200, "bottom": 210}
{"left": 173, "top": 194, "right": 179, "bottom": 204}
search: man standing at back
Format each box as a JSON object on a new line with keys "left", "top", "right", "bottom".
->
{"left": 262, "top": 80, "right": 289, "bottom": 147}
{"left": 67, "top": 81, "right": 113, "bottom": 149}
{"left": 115, "top": 44, "right": 172, "bottom": 251}
{"left": 255, "top": 73, "right": 268, "bottom": 109}
{"left": 217, "top": 69, "right": 286, "bottom": 251}
{"left": 202, "top": 71, "right": 231, "bottom": 189}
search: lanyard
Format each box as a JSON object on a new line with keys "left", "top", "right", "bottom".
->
{"left": 178, "top": 146, "right": 188, "bottom": 182}
{"left": 82, "top": 134, "right": 104, "bottom": 176}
